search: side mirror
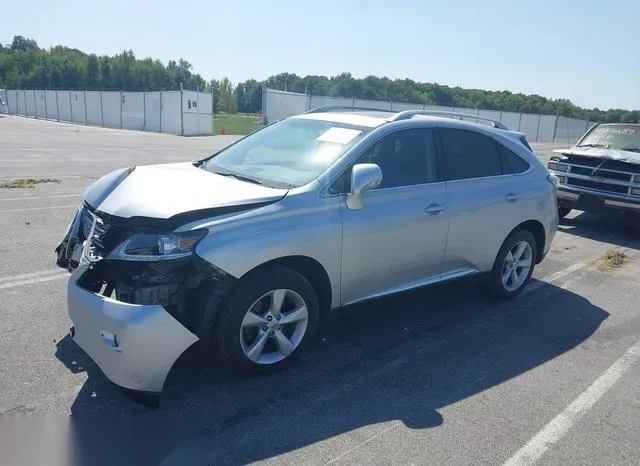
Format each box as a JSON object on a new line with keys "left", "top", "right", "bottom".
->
{"left": 346, "top": 163, "right": 382, "bottom": 210}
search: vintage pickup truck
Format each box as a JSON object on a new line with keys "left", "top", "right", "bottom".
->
{"left": 547, "top": 123, "right": 640, "bottom": 217}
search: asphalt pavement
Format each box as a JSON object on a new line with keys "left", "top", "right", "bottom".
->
{"left": 0, "top": 116, "right": 639, "bottom": 466}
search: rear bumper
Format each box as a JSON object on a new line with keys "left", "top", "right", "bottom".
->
{"left": 558, "top": 186, "right": 640, "bottom": 213}
{"left": 67, "top": 264, "right": 199, "bottom": 393}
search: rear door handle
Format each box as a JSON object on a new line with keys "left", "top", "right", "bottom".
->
{"left": 425, "top": 202, "right": 447, "bottom": 215}
{"left": 505, "top": 192, "right": 521, "bottom": 202}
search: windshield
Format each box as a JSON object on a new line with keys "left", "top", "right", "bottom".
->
{"left": 202, "top": 117, "right": 372, "bottom": 188}
{"left": 577, "top": 124, "right": 640, "bottom": 151}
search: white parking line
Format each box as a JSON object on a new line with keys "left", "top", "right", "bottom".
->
{"left": 0, "top": 194, "right": 82, "bottom": 202}
{"left": 0, "top": 204, "right": 78, "bottom": 213}
{"left": 0, "top": 269, "right": 68, "bottom": 290}
{"left": 503, "top": 338, "right": 640, "bottom": 466}
{"left": 521, "top": 262, "right": 588, "bottom": 296}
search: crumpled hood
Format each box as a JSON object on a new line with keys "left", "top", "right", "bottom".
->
{"left": 84, "top": 162, "right": 288, "bottom": 219}
{"left": 553, "top": 147, "right": 640, "bottom": 165}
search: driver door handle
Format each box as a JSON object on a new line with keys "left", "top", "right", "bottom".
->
{"left": 425, "top": 202, "right": 447, "bottom": 215}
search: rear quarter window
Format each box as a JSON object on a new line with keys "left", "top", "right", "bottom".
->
{"left": 496, "top": 143, "right": 531, "bottom": 174}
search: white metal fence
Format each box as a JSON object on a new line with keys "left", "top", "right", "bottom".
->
{"left": 263, "top": 88, "right": 594, "bottom": 144}
{"left": 4, "top": 87, "right": 214, "bottom": 136}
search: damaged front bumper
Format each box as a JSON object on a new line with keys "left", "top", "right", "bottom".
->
{"left": 55, "top": 204, "right": 231, "bottom": 394}
{"left": 67, "top": 263, "right": 199, "bottom": 393}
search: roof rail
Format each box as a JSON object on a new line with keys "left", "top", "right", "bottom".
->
{"left": 389, "top": 110, "right": 508, "bottom": 130}
{"left": 304, "top": 106, "right": 509, "bottom": 130}
{"left": 305, "top": 105, "right": 396, "bottom": 114}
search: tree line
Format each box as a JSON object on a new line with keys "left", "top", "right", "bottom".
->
{"left": 1, "top": 35, "right": 638, "bottom": 123}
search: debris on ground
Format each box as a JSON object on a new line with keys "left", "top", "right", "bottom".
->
{"left": 589, "top": 249, "right": 629, "bottom": 272}
{"left": 0, "top": 178, "right": 61, "bottom": 189}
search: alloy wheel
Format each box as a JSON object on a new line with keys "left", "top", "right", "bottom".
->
{"left": 239, "top": 288, "right": 309, "bottom": 365}
{"left": 501, "top": 240, "right": 533, "bottom": 292}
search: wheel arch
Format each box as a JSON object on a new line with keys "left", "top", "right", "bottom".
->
{"left": 243, "top": 255, "right": 334, "bottom": 314}
{"left": 195, "top": 254, "right": 334, "bottom": 354}
{"left": 509, "top": 219, "right": 546, "bottom": 264}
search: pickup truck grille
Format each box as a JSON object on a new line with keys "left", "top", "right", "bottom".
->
{"left": 568, "top": 166, "right": 631, "bottom": 182}
{"left": 558, "top": 155, "right": 640, "bottom": 196}
{"left": 567, "top": 178, "right": 629, "bottom": 194}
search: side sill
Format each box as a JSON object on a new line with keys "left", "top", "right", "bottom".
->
{"left": 342, "top": 268, "right": 479, "bottom": 307}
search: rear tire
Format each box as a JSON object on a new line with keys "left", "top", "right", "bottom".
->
{"left": 486, "top": 229, "right": 537, "bottom": 300}
{"left": 213, "top": 265, "right": 320, "bottom": 375}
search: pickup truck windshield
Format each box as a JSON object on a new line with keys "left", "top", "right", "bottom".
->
{"left": 202, "top": 117, "right": 372, "bottom": 188}
{"left": 577, "top": 124, "right": 640, "bottom": 151}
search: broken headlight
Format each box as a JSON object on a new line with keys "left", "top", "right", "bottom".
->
{"left": 107, "top": 229, "right": 208, "bottom": 261}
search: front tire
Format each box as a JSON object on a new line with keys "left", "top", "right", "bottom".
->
{"left": 213, "top": 265, "right": 320, "bottom": 375}
{"left": 487, "top": 229, "right": 537, "bottom": 300}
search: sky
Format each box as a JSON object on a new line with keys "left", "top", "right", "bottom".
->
{"left": 4, "top": 0, "right": 639, "bottom": 110}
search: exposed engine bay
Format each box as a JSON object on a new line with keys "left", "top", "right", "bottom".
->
{"left": 55, "top": 202, "right": 236, "bottom": 333}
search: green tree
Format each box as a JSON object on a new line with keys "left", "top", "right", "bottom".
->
{"left": 1, "top": 35, "right": 637, "bottom": 123}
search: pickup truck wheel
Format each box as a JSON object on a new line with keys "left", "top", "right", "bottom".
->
{"left": 214, "top": 265, "right": 319, "bottom": 375}
{"left": 487, "top": 230, "right": 537, "bottom": 300}
{"left": 558, "top": 207, "right": 572, "bottom": 218}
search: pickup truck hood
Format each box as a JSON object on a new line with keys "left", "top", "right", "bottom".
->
{"left": 553, "top": 147, "right": 640, "bottom": 166}
{"left": 84, "top": 162, "right": 288, "bottom": 219}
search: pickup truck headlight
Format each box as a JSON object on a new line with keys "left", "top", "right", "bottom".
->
{"left": 548, "top": 161, "right": 570, "bottom": 173}
{"left": 107, "top": 229, "right": 208, "bottom": 261}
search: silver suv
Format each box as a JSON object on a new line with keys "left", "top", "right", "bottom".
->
{"left": 55, "top": 107, "right": 559, "bottom": 397}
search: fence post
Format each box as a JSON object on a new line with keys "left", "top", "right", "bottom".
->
{"left": 23, "top": 90, "right": 27, "bottom": 117}
{"left": 518, "top": 112, "right": 523, "bottom": 132}
{"left": 69, "top": 91, "right": 74, "bottom": 123}
{"left": 180, "top": 82, "right": 184, "bottom": 136}
{"left": 83, "top": 90, "right": 88, "bottom": 125}
{"left": 100, "top": 91, "right": 104, "bottom": 127}
{"left": 143, "top": 92, "right": 147, "bottom": 131}
{"left": 33, "top": 89, "right": 37, "bottom": 118}
{"left": 43, "top": 91, "right": 48, "bottom": 120}
{"left": 261, "top": 83, "right": 266, "bottom": 125}
{"left": 535, "top": 113, "right": 542, "bottom": 142}
{"left": 55, "top": 90, "right": 60, "bottom": 121}
{"left": 211, "top": 88, "right": 215, "bottom": 135}
{"left": 159, "top": 90, "right": 163, "bottom": 133}
{"left": 351, "top": 96, "right": 355, "bottom": 110}
{"left": 120, "top": 90, "right": 123, "bottom": 129}
{"left": 196, "top": 86, "right": 200, "bottom": 135}
{"left": 551, "top": 112, "right": 559, "bottom": 142}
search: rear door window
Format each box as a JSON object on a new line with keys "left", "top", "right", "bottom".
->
{"left": 439, "top": 128, "right": 503, "bottom": 181}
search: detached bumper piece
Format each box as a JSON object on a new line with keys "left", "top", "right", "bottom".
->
{"left": 68, "top": 264, "right": 199, "bottom": 393}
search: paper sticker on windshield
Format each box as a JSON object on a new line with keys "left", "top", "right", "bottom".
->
{"left": 316, "top": 127, "right": 362, "bottom": 145}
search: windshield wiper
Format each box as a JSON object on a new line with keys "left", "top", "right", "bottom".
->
{"left": 620, "top": 146, "right": 640, "bottom": 153}
{"left": 576, "top": 143, "right": 609, "bottom": 148}
{"left": 213, "top": 171, "right": 264, "bottom": 185}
